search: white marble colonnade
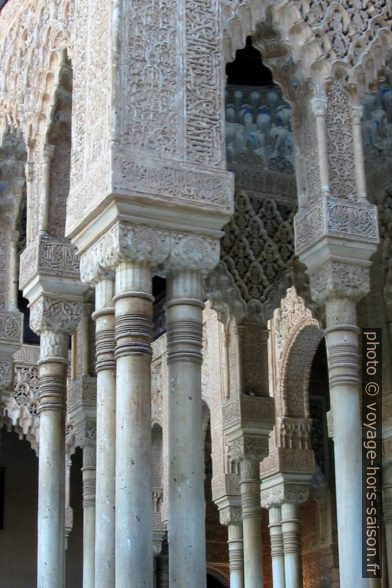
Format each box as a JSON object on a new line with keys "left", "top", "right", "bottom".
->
{"left": 78, "top": 224, "right": 221, "bottom": 588}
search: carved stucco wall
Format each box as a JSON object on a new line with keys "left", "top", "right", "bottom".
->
{"left": 224, "top": 0, "right": 392, "bottom": 96}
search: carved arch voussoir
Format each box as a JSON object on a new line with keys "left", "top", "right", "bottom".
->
{"left": 268, "top": 286, "right": 323, "bottom": 419}
{"left": 281, "top": 323, "right": 323, "bottom": 418}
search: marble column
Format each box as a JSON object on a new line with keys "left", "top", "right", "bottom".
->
{"left": 228, "top": 522, "right": 244, "bottom": 588}
{"left": 82, "top": 443, "right": 96, "bottom": 588}
{"left": 167, "top": 269, "right": 206, "bottom": 588}
{"left": 269, "top": 506, "right": 285, "bottom": 588}
{"left": 114, "top": 261, "right": 153, "bottom": 587}
{"left": 324, "top": 297, "right": 366, "bottom": 587}
{"left": 93, "top": 278, "right": 116, "bottom": 587}
{"left": 383, "top": 462, "right": 392, "bottom": 588}
{"left": 65, "top": 456, "right": 73, "bottom": 549}
{"left": 36, "top": 329, "right": 68, "bottom": 588}
{"left": 38, "top": 144, "right": 54, "bottom": 234}
{"left": 240, "top": 459, "right": 263, "bottom": 588}
{"left": 281, "top": 502, "right": 301, "bottom": 588}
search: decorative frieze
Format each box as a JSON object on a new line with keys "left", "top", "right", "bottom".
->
{"left": 19, "top": 234, "right": 80, "bottom": 290}
{"left": 0, "top": 358, "right": 13, "bottom": 391}
{"left": 0, "top": 310, "right": 23, "bottom": 348}
{"left": 223, "top": 395, "right": 275, "bottom": 430}
{"left": 67, "top": 375, "right": 97, "bottom": 415}
{"left": 295, "top": 195, "right": 378, "bottom": 255}
{"left": 211, "top": 474, "right": 240, "bottom": 502}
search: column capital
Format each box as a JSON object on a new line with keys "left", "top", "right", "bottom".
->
{"left": 260, "top": 475, "right": 310, "bottom": 509}
{"left": 69, "top": 418, "right": 96, "bottom": 452}
{"left": 30, "top": 295, "right": 83, "bottom": 336}
{"left": 350, "top": 104, "right": 364, "bottom": 125}
{"left": 219, "top": 504, "right": 242, "bottom": 527}
{"left": 228, "top": 435, "right": 269, "bottom": 464}
{"left": 308, "top": 260, "right": 370, "bottom": 304}
{"left": 311, "top": 96, "right": 328, "bottom": 117}
{"left": 80, "top": 222, "right": 220, "bottom": 284}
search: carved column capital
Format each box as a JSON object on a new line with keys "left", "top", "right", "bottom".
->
{"left": 308, "top": 260, "right": 370, "bottom": 304}
{"left": 260, "top": 476, "right": 310, "bottom": 509}
{"left": 311, "top": 96, "right": 327, "bottom": 117}
{"left": 80, "top": 222, "right": 221, "bottom": 284}
{"left": 228, "top": 435, "right": 269, "bottom": 463}
{"left": 219, "top": 504, "right": 242, "bottom": 527}
{"left": 71, "top": 418, "right": 97, "bottom": 450}
{"left": 350, "top": 104, "right": 364, "bottom": 125}
{"left": 165, "top": 232, "right": 220, "bottom": 273}
{"left": 30, "top": 295, "right": 82, "bottom": 336}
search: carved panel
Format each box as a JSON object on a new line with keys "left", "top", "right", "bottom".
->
{"left": 326, "top": 82, "right": 357, "bottom": 201}
{"left": 19, "top": 234, "right": 80, "bottom": 290}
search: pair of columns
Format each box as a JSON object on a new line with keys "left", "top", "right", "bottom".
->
{"left": 93, "top": 263, "right": 206, "bottom": 586}
{"left": 94, "top": 262, "right": 207, "bottom": 586}
{"left": 222, "top": 486, "right": 303, "bottom": 588}
{"left": 31, "top": 256, "right": 210, "bottom": 587}
{"left": 268, "top": 503, "right": 302, "bottom": 588}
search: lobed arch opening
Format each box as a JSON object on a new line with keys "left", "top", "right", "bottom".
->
{"left": 281, "top": 322, "right": 324, "bottom": 419}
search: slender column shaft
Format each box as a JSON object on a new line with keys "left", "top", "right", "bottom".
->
{"left": 383, "top": 463, "right": 392, "bottom": 588}
{"left": 114, "top": 261, "right": 153, "bottom": 587}
{"left": 65, "top": 457, "right": 73, "bottom": 549}
{"left": 311, "top": 98, "right": 329, "bottom": 195}
{"left": 228, "top": 523, "right": 244, "bottom": 588}
{"left": 281, "top": 503, "right": 301, "bottom": 588}
{"left": 167, "top": 269, "right": 206, "bottom": 588}
{"left": 325, "top": 297, "right": 367, "bottom": 587}
{"left": 240, "top": 459, "right": 263, "bottom": 588}
{"left": 9, "top": 231, "right": 19, "bottom": 308}
{"left": 37, "top": 331, "right": 67, "bottom": 588}
{"left": 93, "top": 278, "right": 116, "bottom": 587}
{"left": 351, "top": 105, "right": 367, "bottom": 200}
{"left": 269, "top": 506, "right": 285, "bottom": 588}
{"left": 80, "top": 304, "right": 90, "bottom": 376}
{"left": 39, "top": 145, "right": 54, "bottom": 233}
{"left": 82, "top": 445, "right": 96, "bottom": 588}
